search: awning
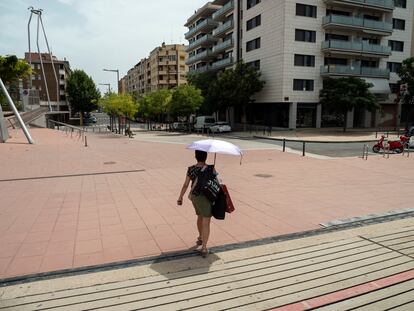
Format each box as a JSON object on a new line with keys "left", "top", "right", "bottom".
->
{"left": 363, "top": 78, "right": 391, "bottom": 94}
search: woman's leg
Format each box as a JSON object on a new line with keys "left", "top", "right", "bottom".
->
{"left": 197, "top": 215, "right": 203, "bottom": 242}
{"left": 201, "top": 217, "right": 211, "bottom": 251}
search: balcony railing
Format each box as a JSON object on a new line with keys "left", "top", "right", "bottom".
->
{"left": 186, "top": 50, "right": 212, "bottom": 65}
{"left": 212, "top": 39, "right": 234, "bottom": 54}
{"left": 324, "top": 0, "right": 394, "bottom": 11}
{"left": 320, "top": 65, "right": 390, "bottom": 78}
{"left": 189, "top": 66, "right": 211, "bottom": 74}
{"left": 185, "top": 18, "right": 218, "bottom": 39}
{"left": 321, "top": 40, "right": 391, "bottom": 56}
{"left": 212, "top": 1, "right": 234, "bottom": 21}
{"left": 322, "top": 14, "right": 393, "bottom": 34}
{"left": 212, "top": 19, "right": 234, "bottom": 37}
{"left": 186, "top": 34, "right": 218, "bottom": 52}
{"left": 211, "top": 56, "right": 234, "bottom": 70}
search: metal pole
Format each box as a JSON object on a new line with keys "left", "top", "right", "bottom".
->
{"left": 39, "top": 15, "right": 59, "bottom": 110}
{"left": 302, "top": 142, "right": 305, "bottom": 156}
{"left": 283, "top": 138, "right": 286, "bottom": 152}
{"left": 27, "top": 8, "right": 34, "bottom": 89}
{"left": 0, "top": 78, "right": 35, "bottom": 144}
{"left": 0, "top": 103, "right": 9, "bottom": 143}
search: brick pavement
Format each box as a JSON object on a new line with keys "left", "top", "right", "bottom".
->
{"left": 0, "top": 128, "right": 413, "bottom": 280}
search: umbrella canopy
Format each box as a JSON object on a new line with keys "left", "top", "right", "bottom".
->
{"left": 187, "top": 139, "right": 243, "bottom": 165}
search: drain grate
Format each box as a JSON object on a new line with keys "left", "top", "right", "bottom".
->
{"left": 103, "top": 161, "right": 116, "bottom": 165}
{"left": 254, "top": 174, "right": 273, "bottom": 178}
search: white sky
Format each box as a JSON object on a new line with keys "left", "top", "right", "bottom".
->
{"left": 0, "top": 0, "right": 206, "bottom": 93}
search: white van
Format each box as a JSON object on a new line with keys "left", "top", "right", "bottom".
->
{"left": 194, "top": 116, "right": 216, "bottom": 131}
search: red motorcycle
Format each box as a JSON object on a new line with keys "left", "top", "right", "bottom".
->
{"left": 372, "top": 135, "right": 408, "bottom": 154}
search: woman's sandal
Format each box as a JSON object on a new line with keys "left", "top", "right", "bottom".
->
{"left": 200, "top": 248, "right": 208, "bottom": 258}
{"left": 196, "top": 237, "right": 202, "bottom": 246}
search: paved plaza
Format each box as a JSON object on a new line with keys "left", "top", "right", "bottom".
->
{"left": 0, "top": 128, "right": 413, "bottom": 281}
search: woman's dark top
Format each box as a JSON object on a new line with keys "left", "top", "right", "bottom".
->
{"left": 187, "top": 165, "right": 204, "bottom": 195}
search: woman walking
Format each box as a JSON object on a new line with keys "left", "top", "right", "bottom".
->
{"left": 177, "top": 150, "right": 215, "bottom": 258}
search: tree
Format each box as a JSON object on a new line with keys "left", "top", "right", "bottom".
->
{"left": 0, "top": 55, "right": 32, "bottom": 111}
{"left": 99, "top": 92, "right": 137, "bottom": 134}
{"left": 66, "top": 69, "right": 100, "bottom": 125}
{"left": 320, "top": 77, "right": 378, "bottom": 132}
{"left": 187, "top": 71, "right": 220, "bottom": 114}
{"left": 397, "top": 57, "right": 414, "bottom": 129}
{"left": 137, "top": 89, "right": 171, "bottom": 130}
{"left": 214, "top": 61, "right": 265, "bottom": 129}
{"left": 169, "top": 85, "right": 203, "bottom": 128}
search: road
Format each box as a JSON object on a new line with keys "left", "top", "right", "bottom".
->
{"left": 90, "top": 113, "right": 410, "bottom": 158}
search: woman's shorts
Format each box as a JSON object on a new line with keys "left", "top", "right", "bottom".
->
{"left": 190, "top": 194, "right": 212, "bottom": 218}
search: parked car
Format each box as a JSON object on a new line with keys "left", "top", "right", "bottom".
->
{"left": 194, "top": 116, "right": 216, "bottom": 131}
{"left": 84, "top": 115, "right": 97, "bottom": 124}
{"left": 409, "top": 136, "right": 414, "bottom": 148}
{"left": 209, "top": 122, "right": 232, "bottom": 133}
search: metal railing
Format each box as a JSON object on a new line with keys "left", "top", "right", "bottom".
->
{"left": 212, "top": 1, "right": 234, "bottom": 21}
{"left": 213, "top": 19, "right": 234, "bottom": 37}
{"left": 48, "top": 119, "right": 89, "bottom": 147}
{"left": 324, "top": 0, "right": 394, "bottom": 10}
{"left": 186, "top": 50, "right": 212, "bottom": 65}
{"left": 320, "top": 65, "right": 390, "bottom": 78}
{"left": 185, "top": 18, "right": 218, "bottom": 39}
{"left": 186, "top": 34, "right": 217, "bottom": 52}
{"left": 212, "top": 38, "right": 234, "bottom": 54}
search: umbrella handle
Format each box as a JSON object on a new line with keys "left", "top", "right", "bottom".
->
{"left": 214, "top": 153, "right": 216, "bottom": 166}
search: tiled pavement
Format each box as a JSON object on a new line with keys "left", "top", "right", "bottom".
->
{"left": 0, "top": 128, "right": 413, "bottom": 280}
{"left": 1, "top": 219, "right": 413, "bottom": 310}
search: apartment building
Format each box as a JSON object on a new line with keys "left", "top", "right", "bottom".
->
{"left": 21, "top": 52, "right": 71, "bottom": 111}
{"left": 124, "top": 43, "right": 188, "bottom": 98}
{"left": 186, "top": 0, "right": 413, "bottom": 129}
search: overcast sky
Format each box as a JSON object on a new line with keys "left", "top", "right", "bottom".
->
{"left": 0, "top": 0, "right": 206, "bottom": 93}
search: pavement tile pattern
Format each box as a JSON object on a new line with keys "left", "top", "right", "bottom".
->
{"left": 0, "top": 128, "right": 413, "bottom": 280}
{"left": 0, "top": 220, "right": 413, "bottom": 310}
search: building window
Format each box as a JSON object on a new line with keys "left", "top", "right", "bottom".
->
{"left": 325, "top": 33, "right": 348, "bottom": 41}
{"left": 294, "top": 54, "right": 315, "bottom": 67}
{"left": 246, "top": 37, "right": 261, "bottom": 52}
{"left": 393, "top": 18, "right": 405, "bottom": 30}
{"left": 389, "top": 40, "right": 404, "bottom": 52}
{"left": 295, "top": 29, "right": 316, "bottom": 42}
{"left": 387, "top": 62, "right": 402, "bottom": 73}
{"left": 293, "top": 79, "right": 314, "bottom": 91}
{"left": 246, "top": 60, "right": 260, "bottom": 70}
{"left": 394, "top": 0, "right": 406, "bottom": 8}
{"left": 246, "top": 15, "right": 261, "bottom": 31}
{"left": 296, "top": 3, "right": 317, "bottom": 18}
{"left": 247, "top": 0, "right": 261, "bottom": 9}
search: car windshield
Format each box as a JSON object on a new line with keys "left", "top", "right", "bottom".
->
{"left": 205, "top": 118, "right": 215, "bottom": 123}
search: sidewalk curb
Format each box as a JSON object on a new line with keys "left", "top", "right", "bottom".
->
{"left": 253, "top": 135, "right": 378, "bottom": 144}
{"left": 1, "top": 211, "right": 413, "bottom": 287}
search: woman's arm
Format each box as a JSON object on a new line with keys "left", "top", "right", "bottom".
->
{"left": 177, "top": 175, "right": 191, "bottom": 205}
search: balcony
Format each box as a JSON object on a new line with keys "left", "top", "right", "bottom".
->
{"left": 322, "top": 14, "right": 393, "bottom": 35}
{"left": 323, "top": 0, "right": 394, "bottom": 12}
{"left": 211, "top": 56, "right": 234, "bottom": 70}
{"left": 212, "top": 1, "right": 234, "bottom": 22}
{"left": 213, "top": 19, "right": 234, "bottom": 37}
{"left": 212, "top": 39, "right": 234, "bottom": 54}
{"left": 186, "top": 50, "right": 213, "bottom": 65}
{"left": 186, "top": 35, "right": 218, "bottom": 52}
{"left": 185, "top": 18, "right": 219, "bottom": 39}
{"left": 321, "top": 40, "right": 391, "bottom": 57}
{"left": 320, "top": 65, "right": 390, "bottom": 78}
{"left": 189, "top": 66, "right": 211, "bottom": 74}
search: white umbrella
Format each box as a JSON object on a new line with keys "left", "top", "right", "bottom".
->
{"left": 186, "top": 139, "right": 243, "bottom": 164}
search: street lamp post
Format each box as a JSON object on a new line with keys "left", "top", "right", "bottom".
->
{"left": 99, "top": 83, "right": 111, "bottom": 94}
{"left": 103, "top": 68, "right": 119, "bottom": 93}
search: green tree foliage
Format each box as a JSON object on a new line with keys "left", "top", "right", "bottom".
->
{"left": 99, "top": 92, "right": 137, "bottom": 134}
{"left": 214, "top": 61, "right": 265, "bottom": 128}
{"left": 169, "top": 84, "right": 203, "bottom": 118}
{"left": 66, "top": 70, "right": 100, "bottom": 124}
{"left": 0, "top": 55, "right": 32, "bottom": 84}
{"left": 397, "top": 57, "right": 414, "bottom": 128}
{"left": 187, "top": 71, "right": 219, "bottom": 114}
{"left": 320, "top": 77, "right": 378, "bottom": 132}
{"left": 0, "top": 55, "right": 32, "bottom": 111}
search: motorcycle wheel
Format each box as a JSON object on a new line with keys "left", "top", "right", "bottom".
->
{"left": 372, "top": 146, "right": 380, "bottom": 153}
{"left": 395, "top": 147, "right": 403, "bottom": 154}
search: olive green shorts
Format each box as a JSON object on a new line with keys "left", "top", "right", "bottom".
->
{"left": 190, "top": 194, "right": 212, "bottom": 218}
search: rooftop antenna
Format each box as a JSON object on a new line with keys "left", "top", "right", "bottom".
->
{"left": 27, "top": 7, "right": 59, "bottom": 111}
